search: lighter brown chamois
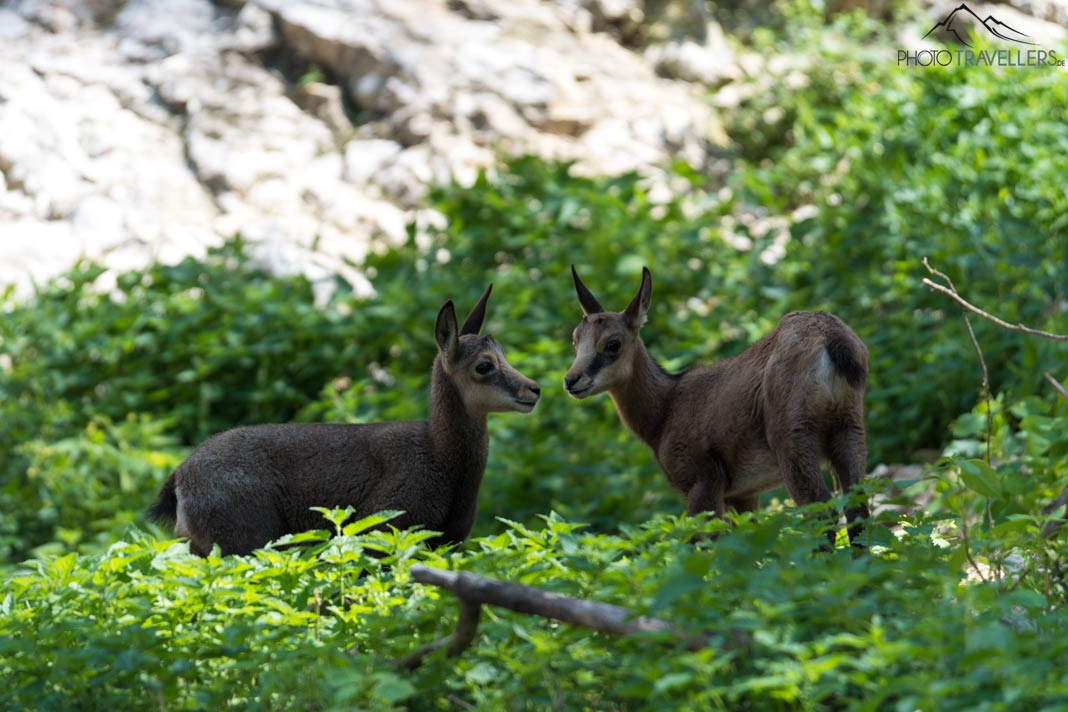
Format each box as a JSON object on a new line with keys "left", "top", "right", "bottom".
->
{"left": 564, "top": 266, "right": 869, "bottom": 544}
{"left": 148, "top": 285, "right": 540, "bottom": 556}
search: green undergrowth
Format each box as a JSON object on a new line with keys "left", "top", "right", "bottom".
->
{"left": 3, "top": 493, "right": 1068, "bottom": 711}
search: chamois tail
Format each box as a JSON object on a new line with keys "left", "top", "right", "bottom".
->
{"left": 825, "top": 333, "right": 867, "bottom": 389}
{"left": 147, "top": 472, "right": 178, "bottom": 524}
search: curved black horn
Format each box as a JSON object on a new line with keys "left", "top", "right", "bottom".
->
{"left": 460, "top": 283, "right": 493, "bottom": 335}
{"left": 571, "top": 265, "right": 605, "bottom": 315}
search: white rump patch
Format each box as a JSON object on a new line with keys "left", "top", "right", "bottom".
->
{"left": 815, "top": 347, "right": 848, "bottom": 400}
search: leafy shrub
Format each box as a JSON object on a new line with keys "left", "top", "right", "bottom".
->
{"left": 4, "top": 484, "right": 1068, "bottom": 710}
{"left": 17, "top": 415, "right": 182, "bottom": 558}
{"left": 0, "top": 239, "right": 362, "bottom": 446}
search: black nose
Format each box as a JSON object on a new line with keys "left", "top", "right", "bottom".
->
{"left": 564, "top": 375, "right": 579, "bottom": 390}
{"left": 529, "top": 384, "right": 540, "bottom": 396}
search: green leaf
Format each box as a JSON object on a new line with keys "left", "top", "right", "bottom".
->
{"left": 341, "top": 510, "right": 403, "bottom": 537}
{"left": 958, "top": 459, "right": 1004, "bottom": 499}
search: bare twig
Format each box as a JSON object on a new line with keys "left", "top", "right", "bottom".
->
{"left": 920, "top": 270, "right": 1068, "bottom": 343}
{"left": 922, "top": 258, "right": 993, "bottom": 464}
{"left": 922, "top": 261, "right": 1068, "bottom": 545}
{"left": 398, "top": 597, "right": 482, "bottom": 671}
{"left": 959, "top": 507, "right": 989, "bottom": 583}
{"left": 399, "top": 565, "right": 725, "bottom": 669}
{"left": 1044, "top": 372, "right": 1068, "bottom": 402}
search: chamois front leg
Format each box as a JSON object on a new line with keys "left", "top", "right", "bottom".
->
{"left": 725, "top": 495, "right": 760, "bottom": 514}
{"left": 659, "top": 439, "right": 729, "bottom": 518}
{"left": 685, "top": 476, "right": 726, "bottom": 518}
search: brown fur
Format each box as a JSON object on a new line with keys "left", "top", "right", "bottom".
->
{"left": 148, "top": 285, "right": 540, "bottom": 556}
{"left": 565, "top": 266, "right": 870, "bottom": 542}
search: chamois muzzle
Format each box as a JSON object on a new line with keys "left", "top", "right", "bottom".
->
{"left": 563, "top": 369, "right": 598, "bottom": 398}
{"left": 512, "top": 381, "right": 541, "bottom": 412}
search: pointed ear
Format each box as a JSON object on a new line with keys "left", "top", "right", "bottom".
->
{"left": 623, "top": 267, "right": 652, "bottom": 329}
{"left": 460, "top": 283, "right": 492, "bottom": 336}
{"left": 435, "top": 300, "right": 460, "bottom": 360}
{"left": 571, "top": 264, "right": 605, "bottom": 316}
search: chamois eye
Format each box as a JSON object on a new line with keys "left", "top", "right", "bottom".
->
{"left": 475, "top": 361, "right": 495, "bottom": 375}
{"left": 605, "top": 339, "right": 622, "bottom": 354}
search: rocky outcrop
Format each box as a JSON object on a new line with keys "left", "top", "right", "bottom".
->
{"left": 0, "top": 0, "right": 733, "bottom": 296}
{"left": 3, "top": 0, "right": 1061, "bottom": 296}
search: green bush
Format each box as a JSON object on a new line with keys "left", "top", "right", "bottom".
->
{"left": 4, "top": 472, "right": 1068, "bottom": 711}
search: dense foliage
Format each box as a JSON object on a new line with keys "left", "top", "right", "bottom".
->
{"left": 2, "top": 4, "right": 1068, "bottom": 709}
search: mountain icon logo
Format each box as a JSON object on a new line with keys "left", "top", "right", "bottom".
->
{"left": 922, "top": 3, "right": 1035, "bottom": 47}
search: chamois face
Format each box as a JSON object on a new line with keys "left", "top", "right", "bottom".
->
{"left": 435, "top": 285, "right": 541, "bottom": 416}
{"left": 565, "top": 313, "right": 637, "bottom": 398}
{"left": 451, "top": 334, "right": 540, "bottom": 414}
{"left": 564, "top": 266, "right": 651, "bottom": 399}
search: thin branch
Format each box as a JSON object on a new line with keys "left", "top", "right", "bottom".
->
{"left": 1044, "top": 372, "right": 1068, "bottom": 402}
{"left": 922, "top": 261, "right": 1068, "bottom": 545}
{"left": 920, "top": 265, "right": 1068, "bottom": 342}
{"left": 922, "top": 259, "right": 993, "bottom": 463}
{"left": 959, "top": 505, "right": 989, "bottom": 583}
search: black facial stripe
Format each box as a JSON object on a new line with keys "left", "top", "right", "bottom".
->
{"left": 586, "top": 350, "right": 614, "bottom": 378}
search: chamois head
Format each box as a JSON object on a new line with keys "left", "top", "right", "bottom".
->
{"left": 435, "top": 284, "right": 541, "bottom": 414}
{"left": 564, "top": 265, "right": 652, "bottom": 399}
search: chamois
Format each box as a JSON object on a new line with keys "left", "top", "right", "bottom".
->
{"left": 564, "top": 266, "right": 869, "bottom": 543}
{"left": 148, "top": 284, "right": 540, "bottom": 556}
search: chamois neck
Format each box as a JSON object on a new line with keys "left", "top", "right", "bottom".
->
{"left": 608, "top": 341, "right": 676, "bottom": 451}
{"left": 429, "top": 357, "right": 488, "bottom": 469}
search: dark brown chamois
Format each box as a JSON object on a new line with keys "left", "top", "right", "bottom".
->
{"left": 149, "top": 285, "right": 540, "bottom": 556}
{"left": 564, "top": 266, "right": 869, "bottom": 544}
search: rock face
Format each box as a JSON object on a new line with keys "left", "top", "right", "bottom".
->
{"left": 0, "top": 0, "right": 731, "bottom": 296}
{"left": 2, "top": 0, "right": 1060, "bottom": 295}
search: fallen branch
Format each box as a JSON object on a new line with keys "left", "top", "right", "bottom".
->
{"left": 400, "top": 565, "right": 719, "bottom": 669}
{"left": 398, "top": 597, "right": 481, "bottom": 671}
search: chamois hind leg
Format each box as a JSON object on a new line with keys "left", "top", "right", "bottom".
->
{"left": 175, "top": 496, "right": 213, "bottom": 557}
{"left": 828, "top": 422, "right": 870, "bottom": 546}
{"left": 771, "top": 428, "right": 836, "bottom": 548}
{"left": 684, "top": 476, "right": 727, "bottom": 545}
{"left": 179, "top": 472, "right": 286, "bottom": 557}
{"left": 726, "top": 495, "right": 760, "bottom": 514}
